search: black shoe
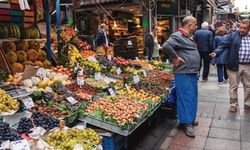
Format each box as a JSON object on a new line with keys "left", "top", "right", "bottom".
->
{"left": 183, "top": 124, "right": 195, "bottom": 138}
{"left": 193, "top": 121, "right": 199, "bottom": 126}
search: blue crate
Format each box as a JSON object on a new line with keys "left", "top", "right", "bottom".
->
{"left": 102, "top": 134, "right": 125, "bottom": 150}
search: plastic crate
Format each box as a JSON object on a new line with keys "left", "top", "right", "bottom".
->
{"left": 102, "top": 134, "right": 125, "bottom": 150}
{"left": 11, "top": 16, "right": 22, "bottom": 22}
{"left": 0, "top": 9, "right": 10, "bottom": 15}
{"left": 11, "top": 10, "right": 23, "bottom": 16}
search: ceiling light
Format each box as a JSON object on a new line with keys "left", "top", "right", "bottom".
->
{"left": 129, "top": 9, "right": 133, "bottom": 11}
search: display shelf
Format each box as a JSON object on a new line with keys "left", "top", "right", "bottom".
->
{"left": 79, "top": 100, "right": 162, "bottom": 136}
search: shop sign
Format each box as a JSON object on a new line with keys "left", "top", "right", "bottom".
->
{"left": 157, "top": 0, "right": 178, "bottom": 15}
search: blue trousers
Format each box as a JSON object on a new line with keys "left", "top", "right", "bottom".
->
{"left": 174, "top": 73, "right": 198, "bottom": 124}
{"left": 217, "top": 64, "right": 228, "bottom": 82}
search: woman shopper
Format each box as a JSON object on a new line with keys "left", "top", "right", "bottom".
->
{"left": 212, "top": 25, "right": 229, "bottom": 84}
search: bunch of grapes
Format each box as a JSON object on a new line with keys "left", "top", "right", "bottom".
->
{"left": 0, "top": 121, "right": 22, "bottom": 145}
{"left": 31, "top": 112, "right": 59, "bottom": 130}
{"left": 17, "top": 117, "right": 34, "bottom": 134}
{"left": 96, "top": 56, "right": 116, "bottom": 68}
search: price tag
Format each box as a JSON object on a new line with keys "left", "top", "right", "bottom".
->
{"left": 77, "top": 77, "right": 85, "bottom": 85}
{"left": 135, "top": 57, "right": 139, "bottom": 60}
{"left": 116, "top": 67, "right": 122, "bottom": 75}
{"left": 22, "top": 97, "right": 34, "bottom": 109}
{"left": 95, "top": 72, "right": 101, "bottom": 80}
{"left": 66, "top": 97, "right": 78, "bottom": 105}
{"left": 78, "top": 68, "right": 83, "bottom": 75}
{"left": 143, "top": 70, "right": 147, "bottom": 77}
{"left": 133, "top": 75, "right": 140, "bottom": 84}
{"left": 88, "top": 56, "right": 97, "bottom": 62}
{"left": 10, "top": 140, "right": 30, "bottom": 150}
{"left": 107, "top": 55, "right": 112, "bottom": 61}
{"left": 108, "top": 88, "right": 116, "bottom": 96}
{"left": 128, "top": 40, "right": 133, "bottom": 46}
{"left": 125, "top": 84, "right": 130, "bottom": 91}
{"left": 36, "top": 68, "right": 46, "bottom": 78}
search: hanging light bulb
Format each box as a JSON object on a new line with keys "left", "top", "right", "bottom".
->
{"left": 114, "top": 21, "right": 117, "bottom": 28}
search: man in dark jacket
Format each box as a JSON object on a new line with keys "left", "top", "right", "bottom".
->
{"left": 210, "top": 19, "right": 250, "bottom": 112}
{"left": 162, "top": 16, "right": 200, "bottom": 138}
{"left": 95, "top": 24, "right": 108, "bottom": 47}
{"left": 144, "top": 32, "right": 154, "bottom": 60}
{"left": 194, "top": 22, "right": 213, "bottom": 81}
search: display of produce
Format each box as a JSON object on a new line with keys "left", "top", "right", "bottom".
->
{"left": 22, "top": 27, "right": 40, "bottom": 39}
{"left": 85, "top": 78, "right": 109, "bottom": 89}
{"left": 116, "top": 87, "right": 161, "bottom": 103}
{"left": 85, "top": 96, "right": 148, "bottom": 127}
{"left": 45, "top": 128, "right": 101, "bottom": 150}
{"left": 31, "top": 112, "right": 59, "bottom": 130}
{"left": 148, "top": 70, "right": 174, "bottom": 81}
{"left": 31, "top": 100, "right": 69, "bottom": 119}
{"left": 132, "top": 82, "right": 168, "bottom": 96}
{"left": 17, "top": 117, "right": 33, "bottom": 134}
{"left": 52, "top": 65, "right": 73, "bottom": 80}
{"left": 112, "top": 57, "right": 130, "bottom": 66}
{"left": 0, "top": 121, "right": 22, "bottom": 145}
{"left": 0, "top": 89, "right": 19, "bottom": 115}
{"left": 0, "top": 24, "right": 21, "bottom": 39}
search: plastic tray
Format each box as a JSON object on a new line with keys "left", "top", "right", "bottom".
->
{"left": 79, "top": 100, "right": 162, "bottom": 136}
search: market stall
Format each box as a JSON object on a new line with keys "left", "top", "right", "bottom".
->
{"left": 0, "top": 1, "right": 175, "bottom": 150}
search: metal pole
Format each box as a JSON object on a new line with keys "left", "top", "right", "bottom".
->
{"left": 45, "top": 0, "right": 52, "bottom": 60}
{"left": 56, "top": 0, "right": 61, "bottom": 53}
{"left": 149, "top": 0, "right": 152, "bottom": 32}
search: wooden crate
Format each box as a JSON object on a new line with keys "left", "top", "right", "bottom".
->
{"left": 0, "top": 2, "right": 10, "bottom": 9}
{"left": 23, "top": 16, "right": 34, "bottom": 22}
{"left": 9, "top": 0, "right": 19, "bottom": 4}
{"left": 0, "top": 15, "right": 11, "bottom": 21}
{"left": 0, "top": 8, "right": 10, "bottom": 15}
{"left": 11, "top": 10, "right": 23, "bottom": 16}
{"left": 23, "top": 23, "right": 33, "bottom": 28}
{"left": 24, "top": 11, "right": 34, "bottom": 17}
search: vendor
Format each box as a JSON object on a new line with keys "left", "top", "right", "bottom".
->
{"left": 95, "top": 23, "right": 108, "bottom": 47}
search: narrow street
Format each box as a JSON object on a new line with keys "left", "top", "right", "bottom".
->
{"left": 133, "top": 66, "right": 250, "bottom": 150}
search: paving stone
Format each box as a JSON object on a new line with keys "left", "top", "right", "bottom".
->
{"left": 198, "top": 102, "right": 215, "bottom": 113}
{"left": 241, "top": 121, "right": 250, "bottom": 142}
{"left": 204, "top": 138, "right": 240, "bottom": 150}
{"left": 209, "top": 127, "right": 240, "bottom": 140}
{"left": 196, "top": 117, "right": 212, "bottom": 127}
{"left": 194, "top": 126, "right": 210, "bottom": 137}
{"left": 158, "top": 137, "right": 173, "bottom": 150}
{"left": 241, "top": 142, "right": 250, "bottom": 150}
{"left": 171, "top": 132, "right": 206, "bottom": 149}
{"left": 211, "top": 119, "right": 240, "bottom": 130}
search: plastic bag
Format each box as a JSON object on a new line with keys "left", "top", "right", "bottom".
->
{"left": 165, "top": 80, "right": 176, "bottom": 105}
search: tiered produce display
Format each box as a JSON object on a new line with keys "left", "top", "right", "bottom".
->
{"left": 0, "top": 26, "right": 173, "bottom": 149}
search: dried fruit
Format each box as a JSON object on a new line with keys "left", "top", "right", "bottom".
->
{"left": 34, "top": 61, "right": 44, "bottom": 67}
{"left": 16, "top": 40, "right": 29, "bottom": 51}
{"left": 2, "top": 41, "right": 16, "bottom": 52}
{"left": 37, "top": 49, "right": 47, "bottom": 61}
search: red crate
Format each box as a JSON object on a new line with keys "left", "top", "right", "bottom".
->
{"left": 10, "top": 4, "right": 20, "bottom": 10}
{"left": 0, "top": 15, "right": 11, "bottom": 21}
{"left": 0, "top": 9, "right": 10, "bottom": 15}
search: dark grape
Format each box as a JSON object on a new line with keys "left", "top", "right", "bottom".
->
{"left": 31, "top": 112, "right": 59, "bottom": 130}
{"left": 0, "top": 121, "right": 22, "bottom": 143}
{"left": 17, "top": 117, "right": 34, "bottom": 134}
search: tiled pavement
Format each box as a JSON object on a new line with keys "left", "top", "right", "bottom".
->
{"left": 133, "top": 67, "right": 250, "bottom": 150}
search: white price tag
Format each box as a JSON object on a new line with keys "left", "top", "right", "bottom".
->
{"left": 125, "top": 84, "right": 130, "bottom": 91}
{"left": 95, "top": 72, "right": 101, "bottom": 80}
{"left": 108, "top": 88, "right": 116, "bottom": 96}
{"left": 128, "top": 40, "right": 133, "bottom": 46}
{"left": 10, "top": 140, "right": 30, "bottom": 150}
{"left": 143, "top": 70, "right": 147, "bottom": 77}
{"left": 22, "top": 97, "right": 34, "bottom": 109}
{"left": 36, "top": 68, "right": 46, "bottom": 78}
{"left": 108, "top": 55, "right": 112, "bottom": 61}
{"left": 135, "top": 57, "right": 139, "bottom": 60}
{"left": 77, "top": 77, "right": 85, "bottom": 85}
{"left": 78, "top": 68, "right": 83, "bottom": 75}
{"left": 88, "top": 56, "right": 97, "bottom": 62}
{"left": 133, "top": 75, "right": 140, "bottom": 84}
{"left": 116, "top": 67, "right": 122, "bottom": 75}
{"left": 66, "top": 97, "right": 78, "bottom": 105}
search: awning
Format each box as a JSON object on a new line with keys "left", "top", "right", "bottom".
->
{"left": 80, "top": 0, "right": 120, "bottom": 6}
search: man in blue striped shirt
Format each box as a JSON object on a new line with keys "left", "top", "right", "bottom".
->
{"left": 210, "top": 19, "right": 250, "bottom": 112}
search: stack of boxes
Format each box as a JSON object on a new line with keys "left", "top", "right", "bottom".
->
{"left": 0, "top": 0, "right": 35, "bottom": 27}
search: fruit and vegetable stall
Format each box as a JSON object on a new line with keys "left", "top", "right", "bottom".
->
{"left": 0, "top": 43, "right": 174, "bottom": 149}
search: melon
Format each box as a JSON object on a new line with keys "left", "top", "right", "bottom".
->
{"left": 2, "top": 41, "right": 16, "bottom": 52}
{"left": 6, "top": 51, "right": 17, "bottom": 64}
{"left": 26, "top": 49, "right": 38, "bottom": 61}
{"left": 29, "top": 40, "right": 40, "bottom": 50}
{"left": 16, "top": 50, "right": 27, "bottom": 63}
{"left": 34, "top": 61, "right": 44, "bottom": 67}
{"left": 37, "top": 49, "right": 47, "bottom": 61}
{"left": 16, "top": 40, "right": 29, "bottom": 51}
{"left": 12, "top": 63, "right": 24, "bottom": 73}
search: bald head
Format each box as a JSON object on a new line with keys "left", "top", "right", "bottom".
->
{"left": 182, "top": 16, "right": 197, "bottom": 27}
{"left": 181, "top": 16, "right": 197, "bottom": 34}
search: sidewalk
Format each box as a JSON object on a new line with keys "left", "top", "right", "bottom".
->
{"left": 134, "top": 67, "right": 250, "bottom": 150}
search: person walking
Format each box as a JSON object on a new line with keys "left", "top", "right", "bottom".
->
{"left": 144, "top": 31, "right": 155, "bottom": 60}
{"left": 194, "top": 22, "right": 213, "bottom": 81}
{"left": 211, "top": 25, "right": 229, "bottom": 84}
{"left": 162, "top": 16, "right": 200, "bottom": 138}
{"left": 210, "top": 19, "right": 250, "bottom": 112}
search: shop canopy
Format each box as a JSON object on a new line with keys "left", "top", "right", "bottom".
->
{"left": 80, "top": 0, "right": 121, "bottom": 6}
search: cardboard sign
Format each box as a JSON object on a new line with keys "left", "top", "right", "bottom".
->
{"left": 66, "top": 97, "right": 78, "bottom": 105}
{"left": 108, "top": 88, "right": 116, "bottom": 96}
